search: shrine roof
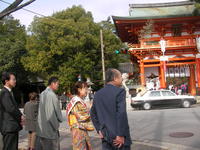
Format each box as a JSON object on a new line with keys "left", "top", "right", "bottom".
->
{"left": 129, "top": 1, "right": 194, "bottom": 8}
{"left": 112, "top": 14, "right": 194, "bottom": 22}
{"left": 127, "top": 1, "right": 196, "bottom": 19}
{"left": 112, "top": 1, "right": 200, "bottom": 43}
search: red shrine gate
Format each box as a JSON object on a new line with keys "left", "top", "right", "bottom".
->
{"left": 113, "top": 1, "right": 200, "bottom": 95}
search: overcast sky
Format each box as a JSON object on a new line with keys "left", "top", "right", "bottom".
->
{"left": 0, "top": 0, "right": 188, "bottom": 27}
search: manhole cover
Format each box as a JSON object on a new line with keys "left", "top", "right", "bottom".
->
{"left": 169, "top": 132, "right": 194, "bottom": 138}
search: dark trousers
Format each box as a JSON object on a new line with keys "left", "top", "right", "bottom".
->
{"left": 35, "top": 136, "right": 60, "bottom": 150}
{"left": 2, "top": 132, "right": 18, "bottom": 150}
{"left": 102, "top": 140, "right": 131, "bottom": 150}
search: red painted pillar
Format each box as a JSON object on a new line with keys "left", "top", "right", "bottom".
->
{"left": 140, "top": 60, "right": 145, "bottom": 86}
{"left": 196, "top": 58, "right": 200, "bottom": 94}
{"left": 189, "top": 65, "right": 196, "bottom": 96}
{"left": 160, "top": 61, "right": 166, "bottom": 89}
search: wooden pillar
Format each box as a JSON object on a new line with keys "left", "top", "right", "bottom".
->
{"left": 189, "top": 65, "right": 196, "bottom": 96}
{"left": 196, "top": 58, "right": 200, "bottom": 93}
{"left": 160, "top": 61, "right": 166, "bottom": 89}
{"left": 140, "top": 60, "right": 145, "bottom": 86}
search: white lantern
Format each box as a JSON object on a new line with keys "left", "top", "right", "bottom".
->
{"left": 159, "top": 40, "right": 166, "bottom": 54}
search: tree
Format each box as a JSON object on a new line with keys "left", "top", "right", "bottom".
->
{"left": 190, "top": 0, "right": 200, "bottom": 15}
{"left": 0, "top": 0, "right": 35, "bottom": 19}
{"left": 21, "top": 6, "right": 126, "bottom": 91}
{"left": 139, "top": 20, "right": 154, "bottom": 39}
{"left": 0, "top": 16, "right": 29, "bottom": 87}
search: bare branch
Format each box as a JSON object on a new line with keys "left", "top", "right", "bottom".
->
{"left": 0, "top": 0, "right": 36, "bottom": 19}
{"left": 1, "top": 0, "right": 23, "bottom": 14}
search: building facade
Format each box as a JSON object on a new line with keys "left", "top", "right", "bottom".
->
{"left": 113, "top": 1, "right": 200, "bottom": 95}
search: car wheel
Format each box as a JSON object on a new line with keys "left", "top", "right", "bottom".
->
{"left": 182, "top": 100, "right": 191, "bottom": 108}
{"left": 143, "top": 102, "right": 151, "bottom": 110}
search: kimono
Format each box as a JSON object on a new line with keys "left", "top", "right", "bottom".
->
{"left": 66, "top": 96, "right": 94, "bottom": 150}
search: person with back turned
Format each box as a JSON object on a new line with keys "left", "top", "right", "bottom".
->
{"left": 90, "top": 68, "right": 132, "bottom": 150}
{"left": 0, "top": 72, "right": 23, "bottom": 150}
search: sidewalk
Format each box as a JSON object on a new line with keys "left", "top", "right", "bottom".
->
{"left": 18, "top": 128, "right": 167, "bottom": 150}
{"left": 1, "top": 128, "right": 198, "bottom": 150}
{"left": 18, "top": 127, "right": 200, "bottom": 150}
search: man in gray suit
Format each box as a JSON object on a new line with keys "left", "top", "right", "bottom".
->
{"left": 35, "top": 77, "right": 63, "bottom": 150}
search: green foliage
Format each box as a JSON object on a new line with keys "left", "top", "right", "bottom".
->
{"left": 190, "top": 0, "right": 200, "bottom": 3}
{"left": 22, "top": 6, "right": 126, "bottom": 91}
{"left": 190, "top": 0, "right": 200, "bottom": 15}
{"left": 139, "top": 20, "right": 154, "bottom": 39}
{"left": 0, "top": 16, "right": 29, "bottom": 86}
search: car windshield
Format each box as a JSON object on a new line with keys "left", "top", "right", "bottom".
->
{"left": 162, "top": 91, "right": 176, "bottom": 96}
{"left": 149, "top": 91, "right": 161, "bottom": 97}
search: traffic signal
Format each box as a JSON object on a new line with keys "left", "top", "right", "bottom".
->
{"left": 115, "top": 50, "right": 120, "bottom": 54}
{"left": 115, "top": 48, "right": 128, "bottom": 54}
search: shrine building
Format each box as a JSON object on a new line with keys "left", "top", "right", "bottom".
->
{"left": 112, "top": 1, "right": 200, "bottom": 95}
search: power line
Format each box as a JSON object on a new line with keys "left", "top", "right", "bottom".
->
{"left": 0, "top": 0, "right": 71, "bottom": 24}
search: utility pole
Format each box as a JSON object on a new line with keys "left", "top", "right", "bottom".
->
{"left": 100, "top": 29, "right": 106, "bottom": 86}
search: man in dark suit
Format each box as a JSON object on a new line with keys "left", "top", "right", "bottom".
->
{"left": 90, "top": 69, "right": 132, "bottom": 150}
{"left": 0, "top": 72, "right": 23, "bottom": 150}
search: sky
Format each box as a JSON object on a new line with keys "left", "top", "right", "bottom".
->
{"left": 0, "top": 0, "right": 188, "bottom": 27}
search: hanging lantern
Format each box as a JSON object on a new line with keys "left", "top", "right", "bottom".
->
{"left": 159, "top": 40, "right": 166, "bottom": 55}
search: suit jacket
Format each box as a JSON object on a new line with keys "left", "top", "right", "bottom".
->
{"left": 90, "top": 84, "right": 132, "bottom": 146}
{"left": 0, "top": 87, "right": 22, "bottom": 133}
{"left": 36, "top": 87, "right": 63, "bottom": 140}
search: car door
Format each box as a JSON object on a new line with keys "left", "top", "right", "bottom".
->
{"left": 149, "top": 91, "right": 163, "bottom": 107}
{"left": 161, "top": 91, "right": 180, "bottom": 106}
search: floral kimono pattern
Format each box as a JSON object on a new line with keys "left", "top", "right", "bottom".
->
{"left": 67, "top": 96, "right": 94, "bottom": 150}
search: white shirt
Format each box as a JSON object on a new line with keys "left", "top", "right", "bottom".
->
{"left": 4, "top": 86, "right": 12, "bottom": 92}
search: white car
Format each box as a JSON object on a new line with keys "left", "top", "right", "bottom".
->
{"left": 131, "top": 90, "right": 196, "bottom": 110}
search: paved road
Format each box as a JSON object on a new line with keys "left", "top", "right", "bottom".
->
{"left": 129, "top": 105, "right": 200, "bottom": 149}
{"left": 1, "top": 105, "right": 200, "bottom": 150}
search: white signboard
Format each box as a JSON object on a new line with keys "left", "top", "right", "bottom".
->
{"left": 160, "top": 56, "right": 169, "bottom": 61}
{"left": 166, "top": 66, "right": 190, "bottom": 77}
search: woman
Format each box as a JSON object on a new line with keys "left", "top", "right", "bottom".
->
{"left": 24, "top": 92, "right": 39, "bottom": 150}
{"left": 66, "top": 81, "right": 94, "bottom": 150}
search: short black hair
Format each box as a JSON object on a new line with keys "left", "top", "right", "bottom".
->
{"left": 1, "top": 72, "right": 15, "bottom": 85}
{"left": 105, "top": 68, "right": 120, "bottom": 83}
{"left": 48, "top": 77, "right": 59, "bottom": 86}
{"left": 72, "top": 81, "right": 88, "bottom": 95}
